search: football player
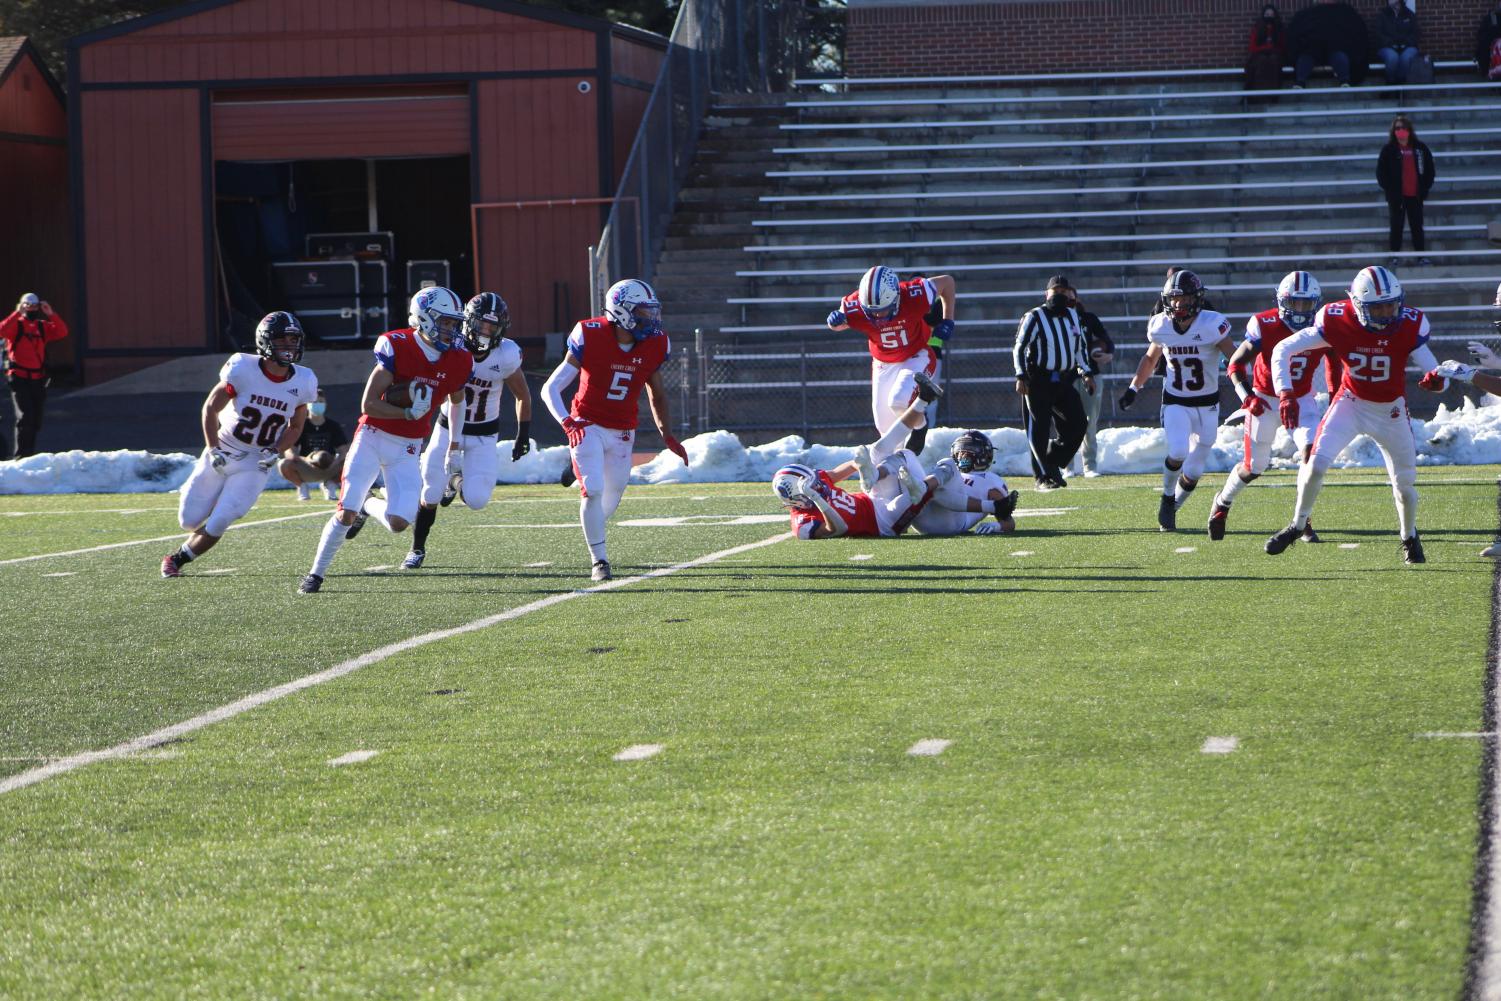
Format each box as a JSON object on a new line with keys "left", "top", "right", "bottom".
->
{"left": 1208, "top": 271, "right": 1329, "bottom": 542}
{"left": 402, "top": 292, "right": 533, "bottom": 569}
{"left": 911, "top": 430, "right": 1020, "bottom": 537}
{"left": 542, "top": 278, "right": 686, "bottom": 582}
{"left": 1264, "top": 266, "right": 1447, "bottom": 563}
{"left": 1117, "top": 269, "right": 1238, "bottom": 531}
{"left": 775, "top": 374, "right": 942, "bottom": 540}
{"left": 162, "top": 311, "right": 317, "bottom": 578}
{"left": 299, "top": 288, "right": 473, "bottom": 593}
{"left": 827, "top": 264, "right": 956, "bottom": 451}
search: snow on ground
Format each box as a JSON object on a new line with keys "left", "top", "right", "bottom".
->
{"left": 5, "top": 397, "right": 1501, "bottom": 495}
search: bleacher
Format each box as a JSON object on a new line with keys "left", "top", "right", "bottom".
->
{"left": 652, "top": 66, "right": 1501, "bottom": 439}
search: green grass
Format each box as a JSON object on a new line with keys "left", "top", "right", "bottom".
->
{"left": 0, "top": 468, "right": 1497, "bottom": 999}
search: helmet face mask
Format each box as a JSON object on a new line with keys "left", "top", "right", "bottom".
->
{"left": 464, "top": 292, "right": 510, "bottom": 358}
{"left": 605, "top": 279, "right": 663, "bottom": 341}
{"left": 771, "top": 463, "right": 819, "bottom": 510}
{"left": 409, "top": 287, "right": 466, "bottom": 352}
{"left": 857, "top": 265, "right": 901, "bottom": 322}
{"left": 951, "top": 430, "right": 994, "bottom": 473}
{"left": 1275, "top": 271, "right": 1322, "bottom": 330}
{"left": 255, "top": 311, "right": 304, "bottom": 365}
{"left": 1160, "top": 270, "right": 1205, "bottom": 324}
{"left": 1348, "top": 266, "right": 1404, "bottom": 332}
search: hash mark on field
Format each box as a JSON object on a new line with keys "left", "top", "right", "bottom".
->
{"left": 692, "top": 496, "right": 708, "bottom": 501}
{"left": 41, "top": 572, "right": 75, "bottom": 578}
{"left": 850, "top": 554, "right": 873, "bottom": 561}
{"left": 1201, "top": 736, "right": 1240, "bottom": 755}
{"left": 525, "top": 561, "right": 553, "bottom": 568}
{"left": 364, "top": 565, "right": 392, "bottom": 573}
{"left": 1010, "top": 550, "right": 1034, "bottom": 557}
{"left": 1339, "top": 543, "right": 1361, "bottom": 549}
{"left": 1175, "top": 546, "right": 1197, "bottom": 554}
{"left": 1418, "top": 731, "right": 1498, "bottom": 739}
{"left": 328, "top": 750, "right": 380, "bottom": 767}
{"left": 613, "top": 744, "right": 663, "bottom": 761}
{"left": 202, "top": 568, "right": 237, "bottom": 575}
{"left": 907, "top": 739, "right": 952, "bottom": 757}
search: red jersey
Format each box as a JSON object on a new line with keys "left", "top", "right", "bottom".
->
{"left": 361, "top": 328, "right": 474, "bottom": 438}
{"left": 839, "top": 277, "right": 938, "bottom": 364}
{"left": 1245, "top": 308, "right": 1327, "bottom": 397}
{"left": 1313, "top": 299, "right": 1430, "bottom": 403}
{"left": 567, "top": 316, "right": 671, "bottom": 430}
{"left": 790, "top": 471, "right": 880, "bottom": 539}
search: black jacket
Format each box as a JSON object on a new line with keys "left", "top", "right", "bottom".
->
{"left": 1375, "top": 4, "right": 1420, "bottom": 51}
{"left": 1287, "top": 2, "right": 1370, "bottom": 84}
{"left": 1376, "top": 139, "right": 1436, "bottom": 202}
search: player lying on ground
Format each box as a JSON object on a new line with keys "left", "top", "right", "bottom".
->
{"left": 911, "top": 430, "right": 1021, "bottom": 537}
{"left": 162, "top": 311, "right": 315, "bottom": 578}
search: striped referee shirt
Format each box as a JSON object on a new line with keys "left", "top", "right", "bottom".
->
{"left": 1013, "top": 305, "right": 1094, "bottom": 377}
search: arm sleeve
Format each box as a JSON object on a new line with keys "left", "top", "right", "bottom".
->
{"left": 445, "top": 393, "right": 464, "bottom": 440}
{"left": 1410, "top": 342, "right": 1439, "bottom": 373}
{"left": 1271, "top": 328, "right": 1330, "bottom": 393}
{"left": 543, "top": 359, "right": 578, "bottom": 425}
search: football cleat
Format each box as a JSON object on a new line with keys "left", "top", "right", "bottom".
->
{"left": 1207, "top": 501, "right": 1229, "bottom": 541}
{"left": 1034, "top": 477, "right": 1058, "bottom": 492}
{"left": 298, "top": 573, "right": 324, "bottom": 594}
{"left": 160, "top": 553, "right": 185, "bottom": 578}
{"left": 896, "top": 462, "right": 926, "bottom": 505}
{"left": 1401, "top": 534, "right": 1426, "bottom": 564}
{"left": 913, "top": 371, "right": 944, "bottom": 404}
{"left": 321, "top": 482, "right": 339, "bottom": 501}
{"left": 1046, "top": 474, "right": 1067, "bottom": 489}
{"left": 1157, "top": 494, "right": 1176, "bottom": 532}
{"left": 995, "top": 490, "right": 1020, "bottom": 521}
{"left": 1480, "top": 541, "right": 1501, "bottom": 558}
{"left": 591, "top": 560, "right": 613, "bottom": 582}
{"left": 402, "top": 549, "right": 426, "bottom": 570}
{"left": 343, "top": 512, "right": 369, "bottom": 541}
{"left": 1264, "top": 524, "right": 1301, "bottom": 555}
{"left": 854, "top": 445, "right": 877, "bottom": 494}
{"left": 440, "top": 473, "right": 461, "bottom": 507}
{"left": 1301, "top": 520, "right": 1322, "bottom": 544}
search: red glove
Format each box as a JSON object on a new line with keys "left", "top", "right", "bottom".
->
{"left": 1278, "top": 390, "right": 1299, "bottom": 431}
{"left": 561, "top": 416, "right": 590, "bottom": 448}
{"left": 1243, "top": 393, "right": 1266, "bottom": 418}
{"left": 662, "top": 433, "right": 688, "bottom": 466}
{"left": 1418, "top": 370, "right": 1448, "bottom": 393}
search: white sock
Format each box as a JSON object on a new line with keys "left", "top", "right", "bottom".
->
{"left": 309, "top": 515, "right": 351, "bottom": 577}
{"left": 363, "top": 496, "right": 400, "bottom": 532}
{"left": 1292, "top": 463, "right": 1326, "bottom": 529}
{"left": 1220, "top": 469, "right": 1253, "bottom": 505}
{"left": 1173, "top": 477, "right": 1196, "bottom": 510}
{"left": 1394, "top": 481, "right": 1418, "bottom": 539}
{"left": 1162, "top": 465, "right": 1178, "bottom": 497}
{"left": 581, "top": 496, "right": 608, "bottom": 562}
{"left": 873, "top": 420, "right": 914, "bottom": 462}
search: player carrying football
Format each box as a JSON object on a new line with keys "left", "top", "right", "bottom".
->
{"left": 542, "top": 278, "right": 686, "bottom": 582}
{"left": 299, "top": 288, "right": 473, "bottom": 593}
{"left": 1264, "top": 266, "right": 1447, "bottom": 563}
{"left": 162, "top": 311, "right": 317, "bottom": 578}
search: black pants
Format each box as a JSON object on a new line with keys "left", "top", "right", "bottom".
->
{"left": 1023, "top": 372, "right": 1086, "bottom": 481}
{"left": 1388, "top": 196, "right": 1425, "bottom": 252}
{"left": 10, "top": 376, "right": 47, "bottom": 458}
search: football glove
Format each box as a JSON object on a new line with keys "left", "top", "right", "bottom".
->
{"left": 511, "top": 421, "right": 532, "bottom": 462}
{"left": 444, "top": 447, "right": 463, "bottom": 478}
{"left": 1243, "top": 394, "right": 1267, "bottom": 418}
{"left": 1278, "top": 390, "right": 1299, "bottom": 430}
{"left": 826, "top": 308, "right": 846, "bottom": 329}
{"left": 974, "top": 522, "right": 1004, "bottom": 535}
{"left": 662, "top": 433, "right": 689, "bottom": 466}
{"left": 256, "top": 448, "right": 279, "bottom": 472}
{"left": 403, "top": 383, "right": 433, "bottom": 421}
{"left": 562, "top": 416, "right": 590, "bottom": 448}
{"left": 1417, "top": 370, "right": 1449, "bottom": 393}
{"left": 1436, "top": 359, "right": 1478, "bottom": 384}
{"left": 1118, "top": 386, "right": 1138, "bottom": 409}
{"left": 1468, "top": 341, "right": 1501, "bottom": 368}
{"left": 208, "top": 447, "right": 231, "bottom": 472}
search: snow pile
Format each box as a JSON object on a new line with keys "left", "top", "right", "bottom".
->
{"left": 5, "top": 401, "right": 1501, "bottom": 495}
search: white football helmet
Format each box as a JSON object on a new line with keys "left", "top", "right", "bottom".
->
{"left": 604, "top": 278, "right": 662, "bottom": 340}
{"left": 409, "top": 286, "right": 465, "bottom": 351}
{"left": 771, "top": 463, "right": 820, "bottom": 510}
{"left": 1348, "top": 266, "right": 1404, "bottom": 332}
{"left": 857, "top": 265, "right": 901, "bottom": 321}
{"left": 1275, "top": 271, "right": 1321, "bottom": 330}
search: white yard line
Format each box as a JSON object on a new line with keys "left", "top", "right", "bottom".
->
{"left": 0, "top": 532, "right": 790, "bottom": 797}
{"left": 1419, "top": 732, "right": 1498, "bottom": 739}
{"left": 0, "top": 510, "right": 331, "bottom": 567}
{"left": 612, "top": 744, "right": 664, "bottom": 761}
{"left": 327, "top": 750, "right": 380, "bottom": 767}
{"left": 40, "top": 571, "right": 75, "bottom": 578}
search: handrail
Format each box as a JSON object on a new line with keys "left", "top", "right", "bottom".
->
{"left": 791, "top": 61, "right": 1476, "bottom": 88}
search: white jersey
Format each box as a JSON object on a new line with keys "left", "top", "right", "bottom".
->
{"left": 1147, "top": 309, "right": 1232, "bottom": 404}
{"left": 914, "top": 467, "right": 1008, "bottom": 536}
{"left": 215, "top": 353, "right": 318, "bottom": 453}
{"left": 456, "top": 338, "right": 523, "bottom": 435}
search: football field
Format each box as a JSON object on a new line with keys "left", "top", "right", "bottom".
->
{"left": 2, "top": 469, "right": 1499, "bottom": 999}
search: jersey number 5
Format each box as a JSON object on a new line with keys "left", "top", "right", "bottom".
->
{"left": 605, "top": 371, "right": 633, "bottom": 401}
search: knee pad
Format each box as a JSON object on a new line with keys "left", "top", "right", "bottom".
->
{"left": 1165, "top": 457, "right": 1184, "bottom": 471}
{"left": 1178, "top": 475, "right": 1199, "bottom": 492}
{"left": 1238, "top": 469, "right": 1261, "bottom": 483}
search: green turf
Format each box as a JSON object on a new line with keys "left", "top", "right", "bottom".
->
{"left": 0, "top": 469, "right": 1497, "bottom": 999}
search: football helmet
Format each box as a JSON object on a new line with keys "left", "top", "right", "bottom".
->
{"left": 951, "top": 430, "right": 995, "bottom": 473}
{"left": 464, "top": 292, "right": 510, "bottom": 358}
{"left": 1160, "top": 269, "right": 1206, "bottom": 322}
{"left": 255, "top": 311, "right": 304, "bottom": 365}
{"left": 409, "top": 287, "right": 465, "bottom": 352}
{"left": 1348, "top": 266, "right": 1404, "bottom": 332}
{"left": 1275, "top": 271, "right": 1322, "bottom": 330}
{"left": 772, "top": 463, "right": 820, "bottom": 510}
{"left": 604, "top": 278, "right": 662, "bottom": 341}
{"left": 857, "top": 265, "right": 901, "bottom": 322}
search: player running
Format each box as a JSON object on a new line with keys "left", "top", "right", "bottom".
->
{"left": 1264, "top": 266, "right": 1447, "bottom": 563}
{"left": 827, "top": 265, "right": 956, "bottom": 452}
{"left": 1117, "top": 269, "right": 1238, "bottom": 532}
{"left": 1208, "top": 271, "right": 1330, "bottom": 542}
{"left": 911, "top": 431, "right": 1020, "bottom": 537}
{"left": 299, "top": 288, "right": 473, "bottom": 593}
{"left": 162, "top": 311, "right": 317, "bottom": 578}
{"left": 402, "top": 292, "right": 533, "bottom": 569}
{"left": 542, "top": 278, "right": 687, "bottom": 582}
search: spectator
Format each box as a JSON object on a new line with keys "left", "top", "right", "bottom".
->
{"left": 1287, "top": 0, "right": 1368, "bottom": 89}
{"left": 1245, "top": 4, "right": 1286, "bottom": 93}
{"left": 0, "top": 338, "right": 11, "bottom": 460}
{"left": 1374, "top": 0, "right": 1422, "bottom": 85}
{"left": 1477, "top": 2, "right": 1501, "bottom": 80}
{"left": 1069, "top": 287, "right": 1114, "bottom": 478}
{"left": 1376, "top": 114, "right": 1435, "bottom": 264}
{"left": 277, "top": 388, "right": 348, "bottom": 501}
{"left": 0, "top": 292, "right": 69, "bottom": 458}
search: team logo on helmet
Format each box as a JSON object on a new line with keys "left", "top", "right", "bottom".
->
{"left": 857, "top": 265, "right": 901, "bottom": 322}
{"left": 605, "top": 279, "right": 663, "bottom": 341}
{"left": 771, "top": 463, "right": 820, "bottom": 510}
{"left": 409, "top": 287, "right": 465, "bottom": 351}
{"left": 464, "top": 292, "right": 510, "bottom": 358}
{"left": 950, "top": 430, "right": 995, "bottom": 473}
{"left": 255, "top": 311, "right": 304, "bottom": 365}
{"left": 1160, "top": 269, "right": 1206, "bottom": 323}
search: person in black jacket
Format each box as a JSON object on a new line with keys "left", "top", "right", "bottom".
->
{"left": 1375, "top": 0, "right": 1422, "bottom": 85}
{"left": 1376, "top": 114, "right": 1436, "bottom": 263}
{"left": 1287, "top": 0, "right": 1368, "bottom": 89}
{"left": 1066, "top": 285, "right": 1114, "bottom": 477}
{"left": 1477, "top": 3, "right": 1501, "bottom": 80}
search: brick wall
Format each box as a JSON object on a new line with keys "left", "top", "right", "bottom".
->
{"left": 847, "top": 1, "right": 1494, "bottom": 78}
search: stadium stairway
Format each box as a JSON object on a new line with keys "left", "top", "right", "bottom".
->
{"left": 653, "top": 68, "right": 1501, "bottom": 438}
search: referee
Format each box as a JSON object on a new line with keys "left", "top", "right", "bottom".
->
{"left": 1013, "top": 275, "right": 1096, "bottom": 489}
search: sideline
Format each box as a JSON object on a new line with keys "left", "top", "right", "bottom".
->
{"left": 1465, "top": 488, "right": 1501, "bottom": 1000}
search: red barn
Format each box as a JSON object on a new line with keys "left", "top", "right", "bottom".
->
{"left": 0, "top": 37, "right": 71, "bottom": 373}
{"left": 68, "top": 0, "right": 665, "bottom": 383}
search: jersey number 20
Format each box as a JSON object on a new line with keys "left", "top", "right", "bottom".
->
{"left": 230, "top": 405, "right": 286, "bottom": 448}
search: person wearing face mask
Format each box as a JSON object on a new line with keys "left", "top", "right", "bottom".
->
{"left": 1477, "top": 2, "right": 1501, "bottom": 80}
{"left": 1374, "top": 0, "right": 1423, "bottom": 86}
{"left": 1376, "top": 115, "right": 1435, "bottom": 266}
{"left": 278, "top": 388, "right": 349, "bottom": 501}
{"left": 1013, "top": 275, "right": 1096, "bottom": 490}
{"left": 1245, "top": 5, "right": 1286, "bottom": 94}
{"left": 0, "top": 292, "right": 69, "bottom": 458}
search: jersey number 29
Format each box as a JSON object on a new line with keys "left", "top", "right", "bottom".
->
{"left": 1346, "top": 352, "right": 1392, "bottom": 382}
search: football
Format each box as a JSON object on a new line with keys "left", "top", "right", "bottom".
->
{"left": 307, "top": 450, "right": 334, "bottom": 470}
{"left": 382, "top": 380, "right": 414, "bottom": 408}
